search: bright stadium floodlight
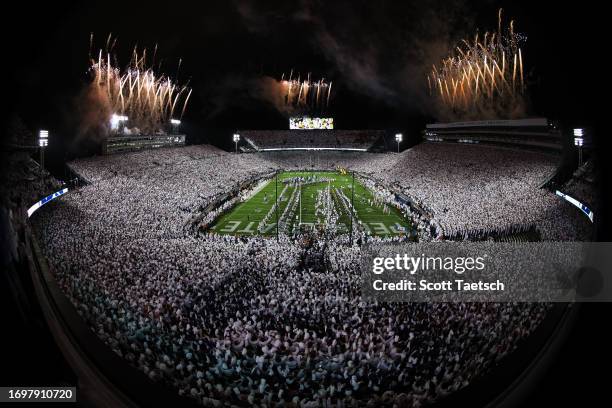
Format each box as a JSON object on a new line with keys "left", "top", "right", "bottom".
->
{"left": 110, "top": 114, "right": 128, "bottom": 131}
{"left": 39, "top": 130, "right": 49, "bottom": 177}
{"left": 573, "top": 128, "right": 585, "bottom": 166}
{"left": 39, "top": 130, "right": 49, "bottom": 147}
{"left": 395, "top": 133, "right": 403, "bottom": 153}
{"left": 170, "top": 119, "right": 181, "bottom": 134}
{"left": 233, "top": 133, "right": 240, "bottom": 153}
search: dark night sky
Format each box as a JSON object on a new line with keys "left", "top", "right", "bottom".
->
{"left": 5, "top": 0, "right": 602, "bottom": 155}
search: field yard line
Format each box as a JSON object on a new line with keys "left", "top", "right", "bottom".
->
{"left": 242, "top": 177, "right": 271, "bottom": 201}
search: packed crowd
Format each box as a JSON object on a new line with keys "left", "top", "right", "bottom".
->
{"left": 31, "top": 142, "right": 592, "bottom": 406}
{"left": 349, "top": 143, "right": 577, "bottom": 240}
{"left": 1, "top": 152, "right": 62, "bottom": 266}
{"left": 257, "top": 145, "right": 592, "bottom": 241}
{"left": 241, "top": 130, "right": 383, "bottom": 150}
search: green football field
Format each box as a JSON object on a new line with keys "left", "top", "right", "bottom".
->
{"left": 210, "top": 171, "right": 412, "bottom": 237}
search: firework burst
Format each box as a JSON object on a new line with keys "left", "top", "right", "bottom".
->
{"left": 279, "top": 70, "right": 332, "bottom": 114}
{"left": 428, "top": 9, "right": 527, "bottom": 119}
{"left": 89, "top": 35, "right": 191, "bottom": 134}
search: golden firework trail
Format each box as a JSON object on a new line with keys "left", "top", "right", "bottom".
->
{"left": 279, "top": 71, "right": 332, "bottom": 113}
{"left": 429, "top": 9, "right": 526, "bottom": 114}
{"left": 89, "top": 35, "right": 191, "bottom": 133}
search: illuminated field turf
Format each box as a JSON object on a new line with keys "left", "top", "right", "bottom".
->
{"left": 211, "top": 171, "right": 411, "bottom": 236}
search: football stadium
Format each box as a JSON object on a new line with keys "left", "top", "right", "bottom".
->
{"left": 1, "top": 2, "right": 607, "bottom": 407}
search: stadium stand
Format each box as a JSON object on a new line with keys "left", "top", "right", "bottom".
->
{"left": 559, "top": 161, "right": 598, "bottom": 211}
{"left": 240, "top": 130, "right": 384, "bottom": 151}
{"left": 424, "top": 118, "right": 563, "bottom": 154}
{"left": 102, "top": 134, "right": 186, "bottom": 155}
{"left": 26, "top": 142, "right": 593, "bottom": 406}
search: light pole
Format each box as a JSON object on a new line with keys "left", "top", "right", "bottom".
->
{"left": 110, "top": 114, "right": 128, "bottom": 134}
{"left": 275, "top": 170, "right": 279, "bottom": 241}
{"left": 39, "top": 130, "right": 49, "bottom": 178}
{"left": 170, "top": 119, "right": 181, "bottom": 134}
{"left": 349, "top": 171, "right": 355, "bottom": 245}
{"left": 573, "top": 128, "right": 584, "bottom": 167}
{"left": 395, "top": 133, "right": 403, "bottom": 153}
{"left": 233, "top": 133, "right": 240, "bottom": 153}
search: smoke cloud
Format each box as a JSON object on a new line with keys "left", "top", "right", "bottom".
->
{"left": 74, "top": 82, "right": 111, "bottom": 144}
{"left": 201, "top": 75, "right": 301, "bottom": 119}
{"left": 232, "top": 0, "right": 528, "bottom": 121}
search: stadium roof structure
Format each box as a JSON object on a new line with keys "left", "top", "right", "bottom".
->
{"left": 426, "top": 118, "right": 549, "bottom": 129}
{"left": 424, "top": 118, "right": 562, "bottom": 153}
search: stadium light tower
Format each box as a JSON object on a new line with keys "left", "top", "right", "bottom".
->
{"left": 170, "top": 119, "right": 181, "bottom": 134}
{"left": 110, "top": 114, "right": 128, "bottom": 134}
{"left": 574, "top": 128, "right": 584, "bottom": 166}
{"left": 39, "top": 130, "right": 49, "bottom": 177}
{"left": 395, "top": 133, "right": 403, "bottom": 153}
{"left": 233, "top": 133, "right": 240, "bottom": 153}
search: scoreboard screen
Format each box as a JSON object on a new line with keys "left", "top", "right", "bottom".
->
{"left": 290, "top": 117, "right": 334, "bottom": 130}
